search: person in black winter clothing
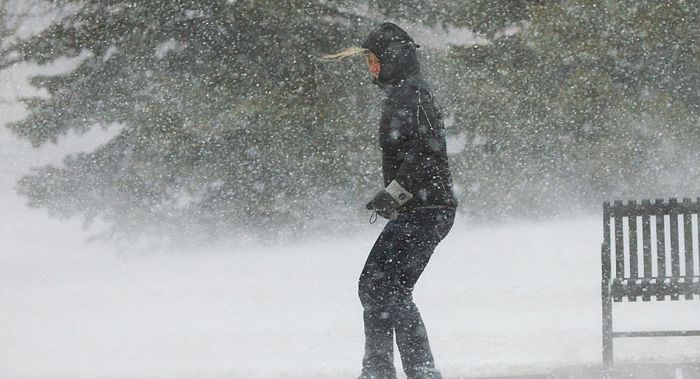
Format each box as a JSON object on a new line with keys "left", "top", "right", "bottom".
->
{"left": 324, "top": 23, "right": 457, "bottom": 379}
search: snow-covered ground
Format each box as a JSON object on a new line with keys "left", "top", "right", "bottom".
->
{"left": 2, "top": 164, "right": 700, "bottom": 379}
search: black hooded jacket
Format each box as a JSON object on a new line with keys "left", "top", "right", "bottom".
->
{"left": 362, "top": 23, "right": 458, "bottom": 209}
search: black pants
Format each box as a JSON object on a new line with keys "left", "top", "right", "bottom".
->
{"left": 358, "top": 207, "right": 455, "bottom": 379}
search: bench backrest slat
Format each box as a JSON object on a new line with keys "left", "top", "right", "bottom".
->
{"left": 614, "top": 200, "right": 625, "bottom": 278}
{"left": 641, "top": 200, "right": 652, "bottom": 279}
{"left": 628, "top": 200, "right": 639, "bottom": 279}
{"left": 655, "top": 199, "right": 666, "bottom": 280}
{"left": 684, "top": 198, "right": 694, "bottom": 279}
{"left": 684, "top": 204, "right": 694, "bottom": 300}
{"left": 670, "top": 199, "right": 681, "bottom": 283}
{"left": 641, "top": 211, "right": 652, "bottom": 301}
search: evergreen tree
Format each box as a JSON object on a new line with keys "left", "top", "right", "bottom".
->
{"left": 441, "top": 0, "right": 700, "bottom": 218}
{"left": 3, "top": 0, "right": 381, "bottom": 243}
{"left": 3, "top": 0, "right": 700, "bottom": 242}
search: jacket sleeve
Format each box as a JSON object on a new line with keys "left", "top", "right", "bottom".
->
{"left": 392, "top": 88, "right": 441, "bottom": 202}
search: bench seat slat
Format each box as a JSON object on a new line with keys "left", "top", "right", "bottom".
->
{"left": 610, "top": 277, "right": 700, "bottom": 301}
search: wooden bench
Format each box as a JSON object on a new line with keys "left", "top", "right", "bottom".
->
{"left": 602, "top": 198, "right": 700, "bottom": 366}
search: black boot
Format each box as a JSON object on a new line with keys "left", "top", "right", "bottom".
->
{"left": 358, "top": 371, "right": 398, "bottom": 379}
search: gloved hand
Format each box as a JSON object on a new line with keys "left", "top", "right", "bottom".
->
{"left": 366, "top": 190, "right": 400, "bottom": 220}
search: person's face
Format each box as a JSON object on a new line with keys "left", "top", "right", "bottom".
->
{"left": 366, "top": 51, "right": 380, "bottom": 79}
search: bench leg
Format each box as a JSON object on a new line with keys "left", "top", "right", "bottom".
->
{"left": 602, "top": 286, "right": 614, "bottom": 368}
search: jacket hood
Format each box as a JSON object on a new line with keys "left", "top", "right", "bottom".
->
{"left": 362, "top": 22, "right": 421, "bottom": 86}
